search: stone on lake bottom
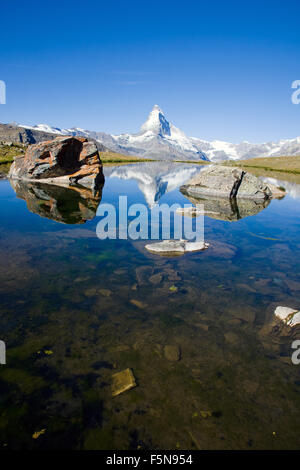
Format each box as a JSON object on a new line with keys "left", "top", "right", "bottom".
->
{"left": 164, "top": 345, "right": 181, "bottom": 362}
{"left": 274, "top": 306, "right": 300, "bottom": 326}
{"left": 169, "top": 285, "right": 178, "bottom": 293}
{"left": 130, "top": 299, "right": 148, "bottom": 309}
{"left": 224, "top": 332, "right": 239, "bottom": 345}
{"left": 199, "top": 411, "right": 212, "bottom": 419}
{"left": 176, "top": 207, "right": 211, "bottom": 217}
{"left": 111, "top": 368, "right": 136, "bottom": 396}
{"left": 99, "top": 289, "right": 112, "bottom": 297}
{"left": 149, "top": 273, "right": 163, "bottom": 285}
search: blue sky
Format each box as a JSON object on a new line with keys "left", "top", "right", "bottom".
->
{"left": 0, "top": 0, "right": 299, "bottom": 142}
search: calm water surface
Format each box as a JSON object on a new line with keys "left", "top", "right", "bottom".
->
{"left": 0, "top": 162, "right": 300, "bottom": 450}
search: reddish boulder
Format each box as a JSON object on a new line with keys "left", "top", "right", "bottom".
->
{"left": 8, "top": 136, "right": 104, "bottom": 189}
{"left": 10, "top": 179, "right": 103, "bottom": 224}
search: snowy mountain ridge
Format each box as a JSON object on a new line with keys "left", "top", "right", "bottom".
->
{"left": 20, "top": 105, "right": 300, "bottom": 162}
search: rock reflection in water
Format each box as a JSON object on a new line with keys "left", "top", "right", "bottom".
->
{"left": 180, "top": 189, "right": 271, "bottom": 221}
{"left": 10, "top": 180, "right": 104, "bottom": 224}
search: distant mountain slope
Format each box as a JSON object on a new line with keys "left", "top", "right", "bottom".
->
{"left": 0, "top": 123, "right": 108, "bottom": 152}
{"left": 0, "top": 123, "right": 64, "bottom": 145}
{"left": 3, "top": 105, "right": 300, "bottom": 161}
{"left": 191, "top": 136, "right": 300, "bottom": 161}
{"left": 20, "top": 107, "right": 209, "bottom": 161}
{"left": 109, "top": 105, "right": 209, "bottom": 161}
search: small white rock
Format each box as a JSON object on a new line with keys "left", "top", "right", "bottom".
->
{"left": 274, "top": 306, "right": 300, "bottom": 326}
{"left": 176, "top": 207, "right": 219, "bottom": 217}
{"left": 291, "top": 312, "right": 300, "bottom": 326}
{"left": 145, "top": 239, "right": 209, "bottom": 255}
{"left": 184, "top": 241, "right": 210, "bottom": 252}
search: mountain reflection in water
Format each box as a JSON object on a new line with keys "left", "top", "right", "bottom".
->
{"left": 104, "top": 162, "right": 204, "bottom": 207}
{"left": 9, "top": 164, "right": 300, "bottom": 227}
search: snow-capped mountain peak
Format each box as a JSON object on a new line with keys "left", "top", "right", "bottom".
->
{"left": 109, "top": 105, "right": 208, "bottom": 161}
{"left": 140, "top": 104, "right": 171, "bottom": 137}
{"left": 18, "top": 105, "right": 300, "bottom": 162}
{"left": 21, "top": 123, "right": 65, "bottom": 135}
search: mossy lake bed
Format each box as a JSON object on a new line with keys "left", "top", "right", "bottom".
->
{"left": 0, "top": 161, "right": 300, "bottom": 449}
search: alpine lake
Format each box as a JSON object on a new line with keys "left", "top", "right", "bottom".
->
{"left": 0, "top": 161, "right": 300, "bottom": 450}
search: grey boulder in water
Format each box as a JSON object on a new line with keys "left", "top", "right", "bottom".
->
{"left": 181, "top": 165, "right": 284, "bottom": 200}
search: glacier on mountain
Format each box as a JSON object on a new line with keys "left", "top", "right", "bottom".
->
{"left": 20, "top": 105, "right": 300, "bottom": 162}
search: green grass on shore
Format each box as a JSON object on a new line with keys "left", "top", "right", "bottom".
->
{"left": 0, "top": 143, "right": 25, "bottom": 164}
{"left": 100, "top": 151, "right": 154, "bottom": 164}
{"left": 174, "top": 160, "right": 211, "bottom": 165}
{"left": 222, "top": 155, "right": 300, "bottom": 175}
{"left": 0, "top": 143, "right": 152, "bottom": 168}
{"left": 2, "top": 141, "right": 300, "bottom": 178}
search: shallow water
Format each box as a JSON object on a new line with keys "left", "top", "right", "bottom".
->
{"left": 0, "top": 162, "right": 300, "bottom": 450}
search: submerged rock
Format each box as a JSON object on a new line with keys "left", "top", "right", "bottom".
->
{"left": 176, "top": 206, "right": 218, "bottom": 218}
{"left": 99, "top": 289, "right": 112, "bottom": 297}
{"left": 111, "top": 368, "right": 136, "bottom": 396}
{"left": 130, "top": 299, "right": 148, "bottom": 309}
{"left": 9, "top": 136, "right": 104, "bottom": 189}
{"left": 274, "top": 306, "right": 300, "bottom": 327}
{"left": 205, "top": 241, "right": 237, "bottom": 259}
{"left": 169, "top": 285, "right": 178, "bottom": 293}
{"left": 164, "top": 345, "right": 181, "bottom": 361}
{"left": 149, "top": 273, "right": 163, "bottom": 285}
{"left": 145, "top": 239, "right": 209, "bottom": 256}
{"left": 224, "top": 331, "right": 240, "bottom": 345}
{"left": 260, "top": 305, "right": 300, "bottom": 338}
{"left": 164, "top": 268, "right": 181, "bottom": 281}
{"left": 135, "top": 265, "right": 153, "bottom": 285}
{"left": 181, "top": 165, "right": 282, "bottom": 200}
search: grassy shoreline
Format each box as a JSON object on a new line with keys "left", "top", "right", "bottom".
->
{"left": 1, "top": 141, "right": 300, "bottom": 176}
{"left": 221, "top": 155, "right": 300, "bottom": 175}
{"left": 0, "top": 144, "right": 154, "bottom": 167}
{"left": 174, "top": 159, "right": 211, "bottom": 165}
{"left": 230, "top": 165, "right": 300, "bottom": 175}
{"left": 99, "top": 151, "right": 154, "bottom": 164}
{"left": 0, "top": 143, "right": 25, "bottom": 164}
